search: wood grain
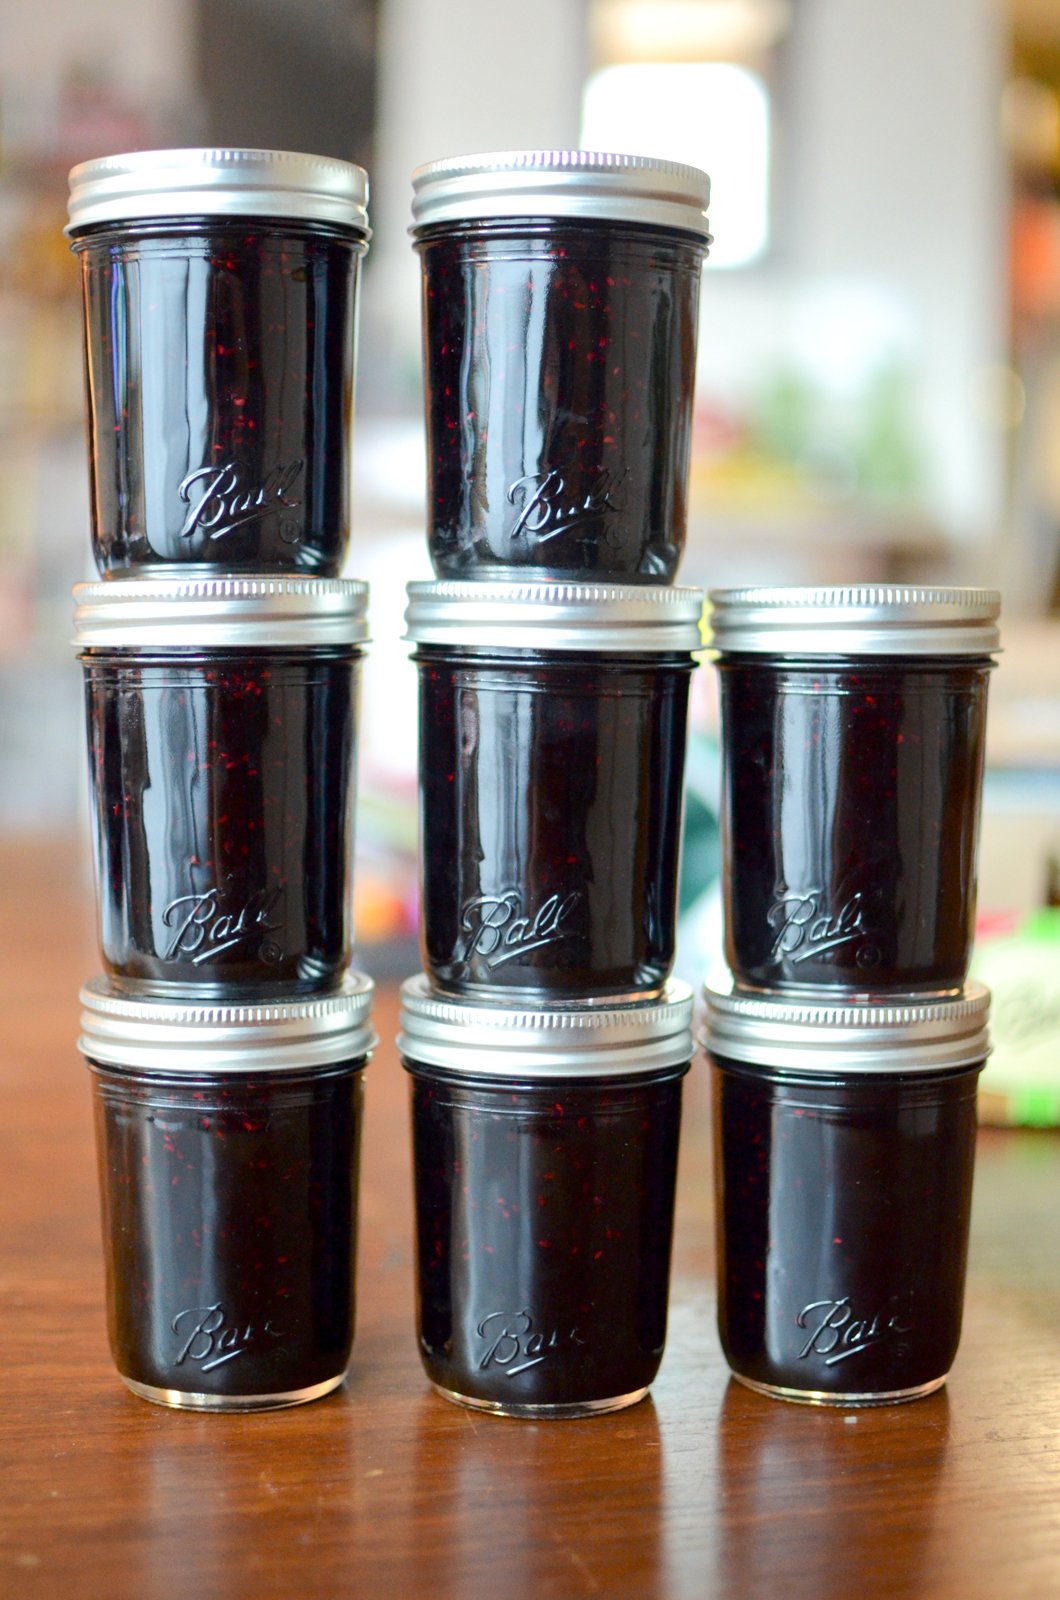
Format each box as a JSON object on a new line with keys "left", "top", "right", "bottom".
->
{"left": 0, "top": 840, "right": 1057, "bottom": 1600}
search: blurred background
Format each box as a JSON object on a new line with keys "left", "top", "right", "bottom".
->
{"left": 0, "top": 0, "right": 1057, "bottom": 1114}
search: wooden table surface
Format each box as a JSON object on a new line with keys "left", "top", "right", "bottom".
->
{"left": 1, "top": 840, "right": 1058, "bottom": 1600}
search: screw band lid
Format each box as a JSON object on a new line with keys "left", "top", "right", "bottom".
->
{"left": 67, "top": 147, "right": 370, "bottom": 235}
{"left": 411, "top": 148, "right": 710, "bottom": 240}
{"left": 707, "top": 586, "right": 1001, "bottom": 656}
{"left": 399, "top": 974, "right": 694, "bottom": 1078}
{"left": 405, "top": 580, "right": 704, "bottom": 653}
{"left": 700, "top": 981, "right": 991, "bottom": 1072}
{"left": 73, "top": 576, "right": 369, "bottom": 649}
{"left": 80, "top": 973, "right": 376, "bottom": 1074}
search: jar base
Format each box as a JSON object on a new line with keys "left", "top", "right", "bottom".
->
{"left": 726, "top": 977, "right": 967, "bottom": 1003}
{"left": 102, "top": 973, "right": 348, "bottom": 1002}
{"left": 431, "top": 1381, "right": 650, "bottom": 1419}
{"left": 121, "top": 1371, "right": 347, "bottom": 1412}
{"left": 430, "top": 562, "right": 677, "bottom": 587}
{"left": 102, "top": 560, "right": 340, "bottom": 578}
{"left": 730, "top": 1370, "right": 948, "bottom": 1407}
{"left": 424, "top": 979, "right": 670, "bottom": 1007}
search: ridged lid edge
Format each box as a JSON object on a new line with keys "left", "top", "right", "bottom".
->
{"left": 398, "top": 974, "right": 695, "bottom": 1078}
{"left": 405, "top": 580, "right": 705, "bottom": 652}
{"left": 411, "top": 148, "right": 710, "bottom": 239}
{"left": 707, "top": 585, "right": 1001, "bottom": 656}
{"left": 73, "top": 576, "right": 370, "bottom": 648}
{"left": 79, "top": 972, "right": 377, "bottom": 1074}
{"left": 699, "top": 980, "right": 992, "bottom": 1073}
{"left": 68, "top": 146, "right": 370, "bottom": 234}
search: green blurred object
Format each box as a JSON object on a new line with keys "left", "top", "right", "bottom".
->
{"left": 972, "top": 908, "right": 1060, "bottom": 1128}
{"left": 679, "top": 732, "right": 721, "bottom": 916}
{"left": 856, "top": 363, "right": 923, "bottom": 496}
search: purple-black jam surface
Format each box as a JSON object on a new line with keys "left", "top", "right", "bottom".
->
{"left": 711, "top": 1057, "right": 981, "bottom": 1398}
{"left": 407, "top": 1065, "right": 686, "bottom": 1407}
{"left": 718, "top": 657, "right": 993, "bottom": 993}
{"left": 415, "top": 647, "right": 693, "bottom": 999}
{"left": 89, "top": 1061, "right": 364, "bottom": 1399}
{"left": 72, "top": 218, "right": 364, "bottom": 575}
{"left": 415, "top": 220, "right": 706, "bottom": 581}
{"left": 82, "top": 648, "right": 358, "bottom": 996}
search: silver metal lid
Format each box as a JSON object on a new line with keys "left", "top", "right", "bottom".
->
{"left": 398, "top": 974, "right": 694, "bottom": 1078}
{"left": 79, "top": 972, "right": 376, "bottom": 1074}
{"left": 405, "top": 580, "right": 704, "bottom": 652}
{"left": 411, "top": 149, "right": 711, "bottom": 240}
{"left": 707, "top": 586, "right": 1001, "bottom": 656}
{"left": 699, "top": 981, "right": 991, "bottom": 1073}
{"left": 67, "top": 147, "right": 370, "bottom": 235}
{"left": 73, "top": 576, "right": 369, "bottom": 649}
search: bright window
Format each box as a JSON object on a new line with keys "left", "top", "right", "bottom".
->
{"left": 580, "top": 62, "right": 771, "bottom": 268}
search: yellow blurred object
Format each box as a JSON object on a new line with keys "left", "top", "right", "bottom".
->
{"left": 353, "top": 870, "right": 416, "bottom": 943}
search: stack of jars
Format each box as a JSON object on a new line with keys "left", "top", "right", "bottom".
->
{"left": 397, "top": 152, "right": 713, "bottom": 1416}
{"left": 66, "top": 148, "right": 376, "bottom": 1411}
{"left": 701, "top": 585, "right": 1001, "bottom": 1404}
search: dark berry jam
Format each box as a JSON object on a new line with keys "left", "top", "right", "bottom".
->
{"left": 81, "top": 647, "right": 359, "bottom": 995}
{"left": 718, "top": 657, "right": 993, "bottom": 993}
{"left": 71, "top": 218, "right": 365, "bottom": 575}
{"left": 88, "top": 1060, "right": 364, "bottom": 1407}
{"left": 406, "top": 1064, "right": 687, "bottom": 1413}
{"left": 415, "top": 647, "right": 693, "bottom": 999}
{"left": 415, "top": 220, "right": 706, "bottom": 581}
{"left": 711, "top": 1056, "right": 981, "bottom": 1402}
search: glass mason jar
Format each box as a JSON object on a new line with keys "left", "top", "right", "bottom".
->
{"left": 411, "top": 151, "right": 711, "bottom": 582}
{"left": 702, "top": 982, "right": 991, "bottom": 1405}
{"left": 710, "top": 587, "right": 1001, "bottom": 995}
{"left": 406, "top": 581, "right": 703, "bottom": 1000}
{"left": 74, "top": 577, "right": 368, "bottom": 997}
{"left": 79, "top": 973, "right": 375, "bottom": 1410}
{"left": 399, "top": 975, "right": 693, "bottom": 1417}
{"left": 67, "top": 148, "right": 370, "bottom": 576}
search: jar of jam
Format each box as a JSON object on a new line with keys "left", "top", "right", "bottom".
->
{"left": 405, "top": 581, "right": 703, "bottom": 1000}
{"left": 702, "top": 982, "right": 991, "bottom": 1405}
{"left": 399, "top": 974, "right": 694, "bottom": 1417}
{"left": 79, "top": 972, "right": 375, "bottom": 1410}
{"left": 710, "top": 587, "right": 1000, "bottom": 995}
{"left": 67, "top": 148, "right": 370, "bottom": 576}
{"left": 74, "top": 576, "right": 368, "bottom": 997}
{"left": 411, "top": 150, "right": 711, "bottom": 582}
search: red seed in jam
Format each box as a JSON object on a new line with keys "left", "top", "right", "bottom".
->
{"left": 88, "top": 1060, "right": 365, "bottom": 1402}
{"left": 718, "top": 656, "right": 994, "bottom": 993}
{"left": 407, "top": 1066, "right": 686, "bottom": 1410}
{"left": 711, "top": 1056, "right": 981, "bottom": 1401}
{"left": 81, "top": 647, "right": 359, "bottom": 997}
{"left": 70, "top": 219, "right": 366, "bottom": 576}
{"left": 414, "top": 220, "right": 707, "bottom": 581}
{"left": 414, "top": 646, "right": 694, "bottom": 1000}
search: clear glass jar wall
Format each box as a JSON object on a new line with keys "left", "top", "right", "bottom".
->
{"left": 68, "top": 148, "right": 370, "bottom": 576}
{"left": 399, "top": 976, "right": 694, "bottom": 1417}
{"left": 82, "top": 645, "right": 360, "bottom": 995}
{"left": 702, "top": 983, "right": 991, "bottom": 1405}
{"left": 79, "top": 976, "right": 375, "bottom": 1411}
{"left": 412, "top": 151, "right": 711, "bottom": 581}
